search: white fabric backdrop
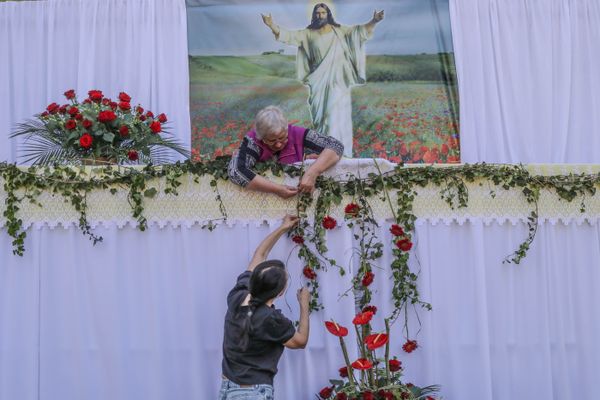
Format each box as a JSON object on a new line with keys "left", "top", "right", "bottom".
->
{"left": 450, "top": 0, "right": 600, "bottom": 163}
{"left": 2, "top": 220, "right": 599, "bottom": 400}
{"left": 0, "top": 0, "right": 190, "bottom": 163}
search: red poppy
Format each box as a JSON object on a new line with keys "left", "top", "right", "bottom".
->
{"left": 362, "top": 305, "right": 377, "bottom": 315}
{"left": 352, "top": 311, "right": 373, "bottom": 325}
{"left": 361, "top": 271, "right": 374, "bottom": 287}
{"left": 338, "top": 366, "right": 348, "bottom": 377}
{"left": 344, "top": 203, "right": 360, "bottom": 217}
{"left": 390, "top": 224, "right": 404, "bottom": 236}
{"left": 402, "top": 339, "right": 418, "bottom": 353}
{"left": 325, "top": 321, "right": 348, "bottom": 337}
{"left": 364, "top": 333, "right": 388, "bottom": 351}
{"left": 396, "top": 239, "right": 413, "bottom": 252}
{"left": 322, "top": 216, "right": 337, "bottom": 230}
{"left": 292, "top": 235, "right": 304, "bottom": 244}
{"left": 388, "top": 359, "right": 402, "bottom": 372}
{"left": 319, "top": 386, "right": 334, "bottom": 399}
{"left": 303, "top": 266, "right": 317, "bottom": 280}
{"left": 351, "top": 358, "right": 373, "bottom": 370}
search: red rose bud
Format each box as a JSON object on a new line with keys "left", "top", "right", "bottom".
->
{"left": 146, "top": 111, "right": 154, "bottom": 119}
{"left": 46, "top": 103, "right": 60, "bottom": 114}
{"left": 338, "top": 366, "right": 348, "bottom": 378}
{"left": 40, "top": 111, "right": 49, "bottom": 117}
{"left": 75, "top": 113, "right": 83, "bottom": 121}
{"left": 362, "top": 305, "right": 377, "bottom": 315}
{"left": 119, "top": 126, "right": 129, "bottom": 137}
{"left": 319, "top": 386, "right": 334, "bottom": 399}
{"left": 102, "top": 98, "right": 111, "bottom": 106}
{"left": 364, "top": 333, "right": 388, "bottom": 351}
{"left": 136, "top": 106, "right": 144, "bottom": 114}
{"left": 98, "top": 110, "right": 117, "bottom": 123}
{"left": 139, "top": 114, "right": 147, "bottom": 122}
{"left": 388, "top": 359, "right": 402, "bottom": 372}
{"left": 59, "top": 104, "right": 68, "bottom": 114}
{"left": 402, "top": 339, "right": 418, "bottom": 353}
{"left": 83, "top": 99, "right": 92, "bottom": 104}
{"left": 157, "top": 113, "right": 168, "bottom": 123}
{"left": 68, "top": 106, "right": 79, "bottom": 116}
{"left": 127, "top": 150, "right": 139, "bottom": 161}
{"left": 352, "top": 311, "right": 374, "bottom": 325}
{"left": 351, "top": 358, "right": 373, "bottom": 370}
{"left": 406, "top": 383, "right": 414, "bottom": 388}
{"left": 322, "top": 216, "right": 337, "bottom": 230}
{"left": 64, "top": 89, "right": 76, "bottom": 100}
{"left": 361, "top": 271, "right": 374, "bottom": 287}
{"left": 150, "top": 121, "right": 162, "bottom": 133}
{"left": 79, "top": 133, "right": 93, "bottom": 149}
{"left": 118, "top": 92, "right": 131, "bottom": 103}
{"left": 82, "top": 119, "right": 93, "bottom": 129}
{"left": 118, "top": 102, "right": 131, "bottom": 111}
{"left": 396, "top": 239, "right": 413, "bottom": 252}
{"left": 65, "top": 120, "right": 77, "bottom": 130}
{"left": 88, "top": 90, "right": 103, "bottom": 102}
{"left": 362, "top": 392, "right": 375, "bottom": 400}
{"left": 303, "top": 266, "right": 317, "bottom": 280}
{"left": 390, "top": 224, "right": 404, "bottom": 236}
{"left": 335, "top": 393, "right": 348, "bottom": 400}
{"left": 325, "top": 321, "right": 348, "bottom": 337}
{"left": 292, "top": 235, "right": 304, "bottom": 244}
{"left": 344, "top": 203, "right": 360, "bottom": 217}
{"left": 109, "top": 102, "right": 118, "bottom": 110}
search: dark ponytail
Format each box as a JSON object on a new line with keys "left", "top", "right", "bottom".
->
{"left": 238, "top": 260, "right": 287, "bottom": 350}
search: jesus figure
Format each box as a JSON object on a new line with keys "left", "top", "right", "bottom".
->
{"left": 262, "top": 3, "right": 384, "bottom": 157}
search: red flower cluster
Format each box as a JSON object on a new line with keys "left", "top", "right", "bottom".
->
{"left": 402, "top": 339, "right": 418, "bottom": 353}
{"left": 388, "top": 358, "right": 402, "bottom": 372}
{"left": 344, "top": 202, "right": 360, "bottom": 218}
{"left": 361, "top": 271, "right": 374, "bottom": 287}
{"left": 319, "top": 386, "right": 334, "bottom": 399}
{"left": 322, "top": 216, "right": 337, "bottom": 230}
{"left": 338, "top": 366, "right": 348, "bottom": 377}
{"left": 390, "top": 223, "right": 413, "bottom": 252}
{"left": 291, "top": 235, "right": 304, "bottom": 244}
{"left": 303, "top": 266, "right": 317, "bottom": 280}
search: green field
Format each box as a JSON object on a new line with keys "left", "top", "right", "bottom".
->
{"left": 189, "top": 54, "right": 460, "bottom": 163}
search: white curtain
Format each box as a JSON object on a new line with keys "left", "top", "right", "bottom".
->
{"left": 0, "top": 0, "right": 191, "bottom": 163}
{"left": 450, "top": 0, "right": 600, "bottom": 163}
{"left": 2, "top": 220, "right": 599, "bottom": 400}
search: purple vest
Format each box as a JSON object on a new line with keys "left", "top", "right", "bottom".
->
{"left": 247, "top": 125, "right": 306, "bottom": 164}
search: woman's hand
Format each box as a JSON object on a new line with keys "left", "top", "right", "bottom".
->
{"left": 280, "top": 214, "right": 299, "bottom": 231}
{"left": 297, "top": 288, "right": 310, "bottom": 309}
{"left": 277, "top": 184, "right": 299, "bottom": 199}
{"left": 298, "top": 171, "right": 317, "bottom": 194}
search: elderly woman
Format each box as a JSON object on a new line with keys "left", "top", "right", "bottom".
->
{"left": 228, "top": 106, "right": 344, "bottom": 198}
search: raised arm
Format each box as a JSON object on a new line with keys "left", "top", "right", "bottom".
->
{"left": 284, "top": 288, "right": 310, "bottom": 349}
{"left": 364, "top": 9, "right": 384, "bottom": 35}
{"left": 247, "top": 215, "right": 298, "bottom": 271}
{"left": 261, "top": 13, "right": 281, "bottom": 37}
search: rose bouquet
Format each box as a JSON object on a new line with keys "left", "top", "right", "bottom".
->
{"left": 11, "top": 89, "right": 189, "bottom": 165}
{"left": 318, "top": 306, "right": 439, "bottom": 400}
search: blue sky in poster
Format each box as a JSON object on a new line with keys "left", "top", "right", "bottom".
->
{"left": 187, "top": 0, "right": 453, "bottom": 56}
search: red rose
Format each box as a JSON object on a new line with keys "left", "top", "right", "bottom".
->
{"left": 118, "top": 92, "right": 131, "bottom": 102}
{"left": 109, "top": 102, "right": 118, "bottom": 110}
{"left": 364, "top": 333, "right": 388, "bottom": 351}
{"left": 396, "top": 239, "right": 413, "bottom": 252}
{"left": 119, "top": 126, "right": 129, "bottom": 137}
{"left": 401, "top": 392, "right": 410, "bottom": 399}
{"left": 150, "top": 121, "right": 162, "bottom": 133}
{"left": 303, "top": 266, "right": 317, "bottom": 280}
{"left": 59, "top": 104, "right": 68, "bottom": 114}
{"left": 362, "top": 305, "right": 377, "bottom": 315}
{"left": 322, "top": 216, "right": 337, "bottom": 230}
{"left": 75, "top": 113, "right": 83, "bottom": 121}
{"left": 64, "top": 120, "right": 77, "bottom": 130}
{"left": 157, "top": 113, "right": 168, "bottom": 123}
{"left": 136, "top": 106, "right": 144, "bottom": 114}
{"left": 146, "top": 111, "right": 154, "bottom": 119}
{"left": 361, "top": 392, "right": 374, "bottom": 400}
{"left": 83, "top": 99, "right": 92, "bottom": 104}
{"left": 319, "top": 386, "right": 334, "bottom": 399}
{"left": 388, "top": 359, "right": 402, "bottom": 372}
{"left": 40, "top": 111, "right": 49, "bottom": 117}
{"left": 377, "top": 390, "right": 394, "bottom": 400}
{"left": 351, "top": 358, "right": 373, "bottom": 370}
{"left": 46, "top": 103, "right": 60, "bottom": 114}
{"left": 139, "top": 114, "right": 147, "bottom": 122}
{"left": 128, "top": 150, "right": 139, "bottom": 161}
{"left": 68, "top": 106, "right": 79, "bottom": 116}
{"left": 64, "top": 89, "right": 76, "bottom": 100}
{"left": 88, "top": 90, "right": 103, "bottom": 102}
{"left": 118, "top": 102, "right": 131, "bottom": 111}
{"left": 79, "top": 133, "right": 93, "bottom": 149}
{"left": 335, "top": 393, "right": 348, "bottom": 400}
{"left": 325, "top": 321, "right": 348, "bottom": 337}
{"left": 390, "top": 224, "right": 404, "bottom": 236}
{"left": 102, "top": 98, "right": 111, "bottom": 106}
{"left": 402, "top": 339, "right": 418, "bottom": 353}
{"left": 97, "top": 110, "right": 117, "bottom": 123}
{"left": 291, "top": 235, "right": 304, "bottom": 244}
{"left": 338, "top": 366, "right": 348, "bottom": 378}
{"left": 361, "top": 271, "right": 374, "bottom": 287}
{"left": 352, "top": 311, "right": 373, "bottom": 325}
{"left": 344, "top": 203, "right": 360, "bottom": 217}
{"left": 82, "top": 119, "right": 93, "bottom": 129}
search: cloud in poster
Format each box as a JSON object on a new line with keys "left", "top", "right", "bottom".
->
{"left": 187, "top": 0, "right": 453, "bottom": 56}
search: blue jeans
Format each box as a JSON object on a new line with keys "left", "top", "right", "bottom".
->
{"left": 218, "top": 378, "right": 274, "bottom": 400}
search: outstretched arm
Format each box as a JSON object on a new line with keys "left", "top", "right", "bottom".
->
{"left": 364, "top": 9, "right": 384, "bottom": 35}
{"left": 261, "top": 13, "right": 281, "bottom": 37}
{"left": 247, "top": 215, "right": 298, "bottom": 271}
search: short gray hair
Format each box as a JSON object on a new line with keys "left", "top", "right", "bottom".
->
{"left": 255, "top": 106, "right": 288, "bottom": 140}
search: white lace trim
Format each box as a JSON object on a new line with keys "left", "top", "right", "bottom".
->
{"left": 1, "top": 160, "right": 599, "bottom": 229}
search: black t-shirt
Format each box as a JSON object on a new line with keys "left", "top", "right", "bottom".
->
{"left": 221, "top": 271, "right": 296, "bottom": 385}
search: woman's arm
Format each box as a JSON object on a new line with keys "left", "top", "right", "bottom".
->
{"left": 284, "top": 288, "right": 310, "bottom": 349}
{"left": 298, "top": 130, "right": 344, "bottom": 193}
{"left": 247, "top": 215, "right": 298, "bottom": 271}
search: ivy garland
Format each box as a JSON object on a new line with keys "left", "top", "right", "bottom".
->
{"left": 1, "top": 159, "right": 599, "bottom": 330}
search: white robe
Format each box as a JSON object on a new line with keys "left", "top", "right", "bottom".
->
{"left": 278, "top": 25, "right": 372, "bottom": 157}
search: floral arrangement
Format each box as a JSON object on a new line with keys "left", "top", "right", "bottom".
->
{"left": 11, "top": 89, "right": 189, "bottom": 165}
{"left": 318, "top": 305, "right": 439, "bottom": 400}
